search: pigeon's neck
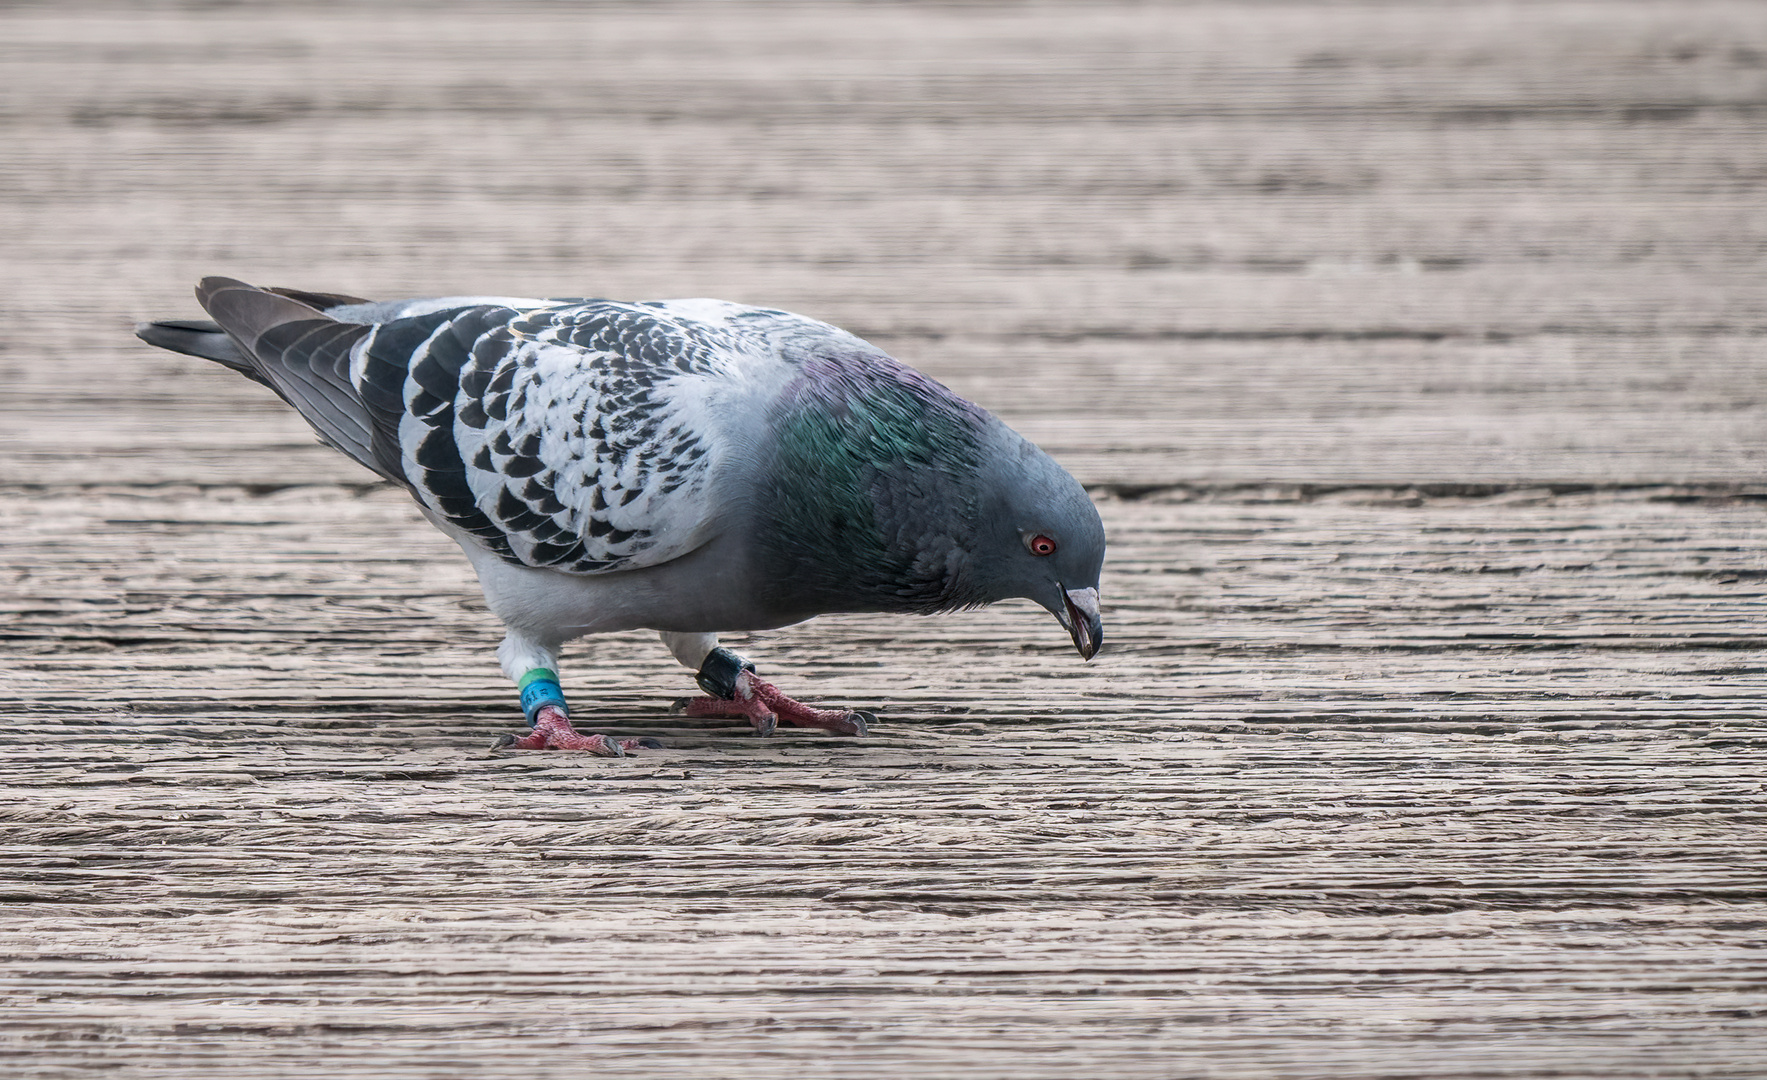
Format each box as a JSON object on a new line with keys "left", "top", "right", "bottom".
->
{"left": 754, "top": 354, "right": 997, "bottom": 617}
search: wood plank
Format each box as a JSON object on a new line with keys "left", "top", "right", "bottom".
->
{"left": 3, "top": 483, "right": 1765, "bottom": 1075}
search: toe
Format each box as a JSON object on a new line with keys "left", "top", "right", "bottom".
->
{"left": 555, "top": 732, "right": 625, "bottom": 756}
{"left": 681, "top": 695, "right": 745, "bottom": 719}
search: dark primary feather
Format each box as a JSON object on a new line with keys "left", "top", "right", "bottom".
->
{"left": 264, "top": 286, "right": 372, "bottom": 310}
{"left": 193, "top": 278, "right": 386, "bottom": 480}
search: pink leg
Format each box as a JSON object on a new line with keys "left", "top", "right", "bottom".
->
{"left": 497, "top": 705, "right": 654, "bottom": 755}
{"left": 678, "top": 670, "right": 872, "bottom": 737}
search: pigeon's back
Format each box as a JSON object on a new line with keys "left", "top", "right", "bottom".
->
{"left": 139, "top": 278, "right": 848, "bottom": 578}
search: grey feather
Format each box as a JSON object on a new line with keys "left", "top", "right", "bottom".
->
{"left": 133, "top": 319, "right": 265, "bottom": 384}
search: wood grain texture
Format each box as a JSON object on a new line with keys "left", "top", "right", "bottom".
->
{"left": 1, "top": 2, "right": 1765, "bottom": 1077}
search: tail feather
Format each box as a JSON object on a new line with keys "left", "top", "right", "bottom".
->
{"left": 133, "top": 318, "right": 269, "bottom": 386}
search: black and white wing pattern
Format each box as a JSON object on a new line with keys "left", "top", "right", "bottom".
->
{"left": 354, "top": 299, "right": 762, "bottom": 574}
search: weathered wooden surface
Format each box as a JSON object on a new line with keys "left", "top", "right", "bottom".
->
{"left": 2, "top": 2, "right": 1765, "bottom": 1077}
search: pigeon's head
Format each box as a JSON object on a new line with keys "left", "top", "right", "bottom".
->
{"left": 974, "top": 430, "right": 1106, "bottom": 660}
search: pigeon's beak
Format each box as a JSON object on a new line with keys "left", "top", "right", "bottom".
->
{"left": 1058, "top": 586, "right": 1103, "bottom": 661}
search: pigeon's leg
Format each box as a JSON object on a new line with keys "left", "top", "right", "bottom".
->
{"left": 662, "top": 637, "right": 873, "bottom": 738}
{"left": 492, "top": 631, "right": 651, "bottom": 755}
{"left": 661, "top": 633, "right": 775, "bottom": 735}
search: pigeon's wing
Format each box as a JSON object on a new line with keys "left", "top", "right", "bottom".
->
{"left": 185, "top": 278, "right": 762, "bottom": 575}
{"left": 359, "top": 297, "right": 746, "bottom": 574}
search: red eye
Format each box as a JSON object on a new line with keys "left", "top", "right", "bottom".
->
{"left": 1028, "top": 534, "right": 1057, "bottom": 556}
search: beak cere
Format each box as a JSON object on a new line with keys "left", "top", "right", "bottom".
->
{"left": 1060, "top": 586, "right": 1103, "bottom": 661}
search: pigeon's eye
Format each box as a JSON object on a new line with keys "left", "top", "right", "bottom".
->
{"left": 1027, "top": 534, "right": 1058, "bottom": 556}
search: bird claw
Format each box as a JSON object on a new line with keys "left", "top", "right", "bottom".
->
{"left": 494, "top": 705, "right": 652, "bottom": 755}
{"left": 832, "top": 710, "right": 874, "bottom": 738}
{"left": 679, "top": 671, "right": 871, "bottom": 738}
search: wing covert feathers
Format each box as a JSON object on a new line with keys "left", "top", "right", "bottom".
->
{"left": 391, "top": 302, "right": 723, "bottom": 573}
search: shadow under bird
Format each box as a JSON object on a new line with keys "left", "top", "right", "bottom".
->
{"left": 137, "top": 278, "right": 1106, "bottom": 753}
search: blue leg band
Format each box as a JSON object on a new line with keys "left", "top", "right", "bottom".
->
{"left": 518, "top": 668, "right": 569, "bottom": 726}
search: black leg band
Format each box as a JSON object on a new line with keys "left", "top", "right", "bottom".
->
{"left": 696, "top": 647, "right": 756, "bottom": 699}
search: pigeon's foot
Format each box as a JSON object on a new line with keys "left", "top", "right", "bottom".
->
{"left": 496, "top": 705, "right": 656, "bottom": 755}
{"left": 677, "top": 670, "right": 872, "bottom": 737}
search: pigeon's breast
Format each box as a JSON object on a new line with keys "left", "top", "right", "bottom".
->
{"left": 743, "top": 352, "right": 996, "bottom": 618}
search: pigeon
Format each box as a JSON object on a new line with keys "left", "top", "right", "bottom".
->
{"left": 136, "top": 277, "right": 1106, "bottom": 754}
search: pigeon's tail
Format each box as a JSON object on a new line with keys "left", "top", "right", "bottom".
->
{"left": 137, "top": 276, "right": 404, "bottom": 484}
